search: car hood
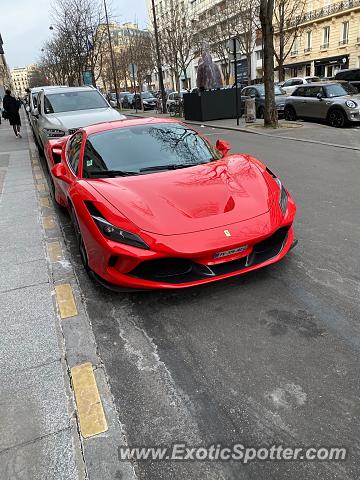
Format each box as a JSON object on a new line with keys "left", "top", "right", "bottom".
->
{"left": 88, "top": 155, "right": 274, "bottom": 235}
{"left": 45, "top": 108, "right": 125, "bottom": 130}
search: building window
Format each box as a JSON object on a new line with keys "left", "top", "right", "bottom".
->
{"left": 340, "top": 21, "right": 349, "bottom": 45}
{"left": 291, "top": 36, "right": 299, "bottom": 55}
{"left": 304, "top": 31, "right": 312, "bottom": 52}
{"left": 322, "top": 26, "right": 330, "bottom": 48}
{"left": 307, "top": 0, "right": 313, "bottom": 13}
{"left": 256, "top": 50, "right": 263, "bottom": 61}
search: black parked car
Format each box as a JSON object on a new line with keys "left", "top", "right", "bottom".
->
{"left": 334, "top": 69, "right": 360, "bottom": 92}
{"left": 122, "top": 93, "right": 134, "bottom": 109}
{"left": 133, "top": 92, "right": 157, "bottom": 110}
{"left": 241, "top": 84, "right": 287, "bottom": 118}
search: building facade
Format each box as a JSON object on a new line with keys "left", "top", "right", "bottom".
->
{"left": 10, "top": 66, "right": 30, "bottom": 97}
{"left": 0, "top": 33, "right": 13, "bottom": 98}
{"left": 278, "top": 0, "right": 360, "bottom": 79}
{"left": 147, "top": 0, "right": 263, "bottom": 90}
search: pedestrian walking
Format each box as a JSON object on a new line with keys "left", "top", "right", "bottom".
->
{"left": 2, "top": 89, "right": 22, "bottom": 138}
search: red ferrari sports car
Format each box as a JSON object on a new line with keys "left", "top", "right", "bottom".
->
{"left": 45, "top": 117, "right": 296, "bottom": 290}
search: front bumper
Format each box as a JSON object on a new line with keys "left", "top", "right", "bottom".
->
{"left": 346, "top": 109, "right": 360, "bottom": 122}
{"left": 80, "top": 196, "right": 296, "bottom": 290}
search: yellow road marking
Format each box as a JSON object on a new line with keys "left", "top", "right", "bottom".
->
{"left": 37, "top": 183, "right": 46, "bottom": 192}
{"left": 43, "top": 216, "right": 55, "bottom": 229}
{"left": 40, "top": 196, "right": 50, "bottom": 208}
{"left": 47, "top": 241, "right": 63, "bottom": 262}
{"left": 71, "top": 363, "right": 108, "bottom": 438}
{"left": 55, "top": 284, "right": 78, "bottom": 319}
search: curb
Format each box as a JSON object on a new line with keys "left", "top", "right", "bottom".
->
{"left": 26, "top": 119, "right": 137, "bottom": 480}
{"left": 125, "top": 112, "right": 360, "bottom": 152}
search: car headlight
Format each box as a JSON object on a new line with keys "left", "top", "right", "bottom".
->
{"left": 92, "top": 215, "right": 149, "bottom": 249}
{"left": 43, "top": 128, "right": 65, "bottom": 137}
{"left": 274, "top": 178, "right": 288, "bottom": 215}
{"left": 345, "top": 100, "right": 357, "bottom": 109}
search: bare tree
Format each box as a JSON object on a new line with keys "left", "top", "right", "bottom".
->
{"left": 273, "top": 0, "right": 306, "bottom": 81}
{"left": 194, "top": 1, "right": 234, "bottom": 85}
{"left": 259, "top": 0, "right": 278, "bottom": 127}
{"left": 230, "top": 0, "right": 260, "bottom": 84}
{"left": 157, "top": 0, "right": 197, "bottom": 91}
{"left": 39, "top": 0, "right": 107, "bottom": 86}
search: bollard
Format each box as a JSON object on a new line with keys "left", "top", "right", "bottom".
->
{"left": 245, "top": 97, "right": 256, "bottom": 123}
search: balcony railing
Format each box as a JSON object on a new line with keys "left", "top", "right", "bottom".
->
{"left": 291, "top": 50, "right": 299, "bottom": 55}
{"left": 304, "top": 47, "right": 312, "bottom": 53}
{"left": 320, "top": 43, "right": 329, "bottom": 49}
{"left": 287, "top": 0, "right": 360, "bottom": 28}
{"left": 357, "top": 36, "right": 360, "bottom": 42}
{"left": 339, "top": 39, "right": 349, "bottom": 45}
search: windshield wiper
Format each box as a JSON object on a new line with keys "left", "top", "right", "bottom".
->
{"left": 88, "top": 170, "right": 138, "bottom": 177}
{"left": 140, "top": 163, "right": 207, "bottom": 172}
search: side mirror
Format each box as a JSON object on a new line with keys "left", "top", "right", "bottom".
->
{"left": 51, "top": 163, "right": 72, "bottom": 184}
{"left": 33, "top": 107, "right": 39, "bottom": 117}
{"left": 317, "top": 92, "right": 323, "bottom": 100}
{"left": 216, "top": 139, "right": 231, "bottom": 156}
{"left": 26, "top": 106, "right": 31, "bottom": 113}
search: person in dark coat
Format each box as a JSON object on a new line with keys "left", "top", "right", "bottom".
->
{"left": 2, "top": 89, "right": 22, "bottom": 138}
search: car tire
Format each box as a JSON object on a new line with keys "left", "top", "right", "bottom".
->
{"left": 70, "top": 204, "right": 89, "bottom": 271}
{"left": 284, "top": 106, "right": 297, "bottom": 121}
{"left": 327, "top": 108, "right": 347, "bottom": 128}
{"left": 257, "top": 106, "right": 265, "bottom": 119}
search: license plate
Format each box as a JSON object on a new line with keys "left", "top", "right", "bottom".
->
{"left": 214, "top": 246, "right": 248, "bottom": 259}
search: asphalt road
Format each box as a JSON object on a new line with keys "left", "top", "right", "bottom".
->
{"left": 51, "top": 127, "right": 360, "bottom": 480}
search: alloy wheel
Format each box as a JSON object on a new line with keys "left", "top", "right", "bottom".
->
{"left": 328, "top": 109, "right": 346, "bottom": 128}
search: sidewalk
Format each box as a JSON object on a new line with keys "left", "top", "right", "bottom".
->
{"left": 124, "top": 109, "right": 360, "bottom": 151}
{"left": 0, "top": 113, "right": 137, "bottom": 480}
{"left": 0, "top": 114, "right": 84, "bottom": 478}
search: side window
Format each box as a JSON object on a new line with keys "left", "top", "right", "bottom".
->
{"left": 242, "top": 88, "right": 250, "bottom": 96}
{"left": 66, "top": 132, "right": 83, "bottom": 175}
{"left": 283, "top": 80, "right": 292, "bottom": 87}
{"left": 292, "top": 79, "right": 304, "bottom": 86}
{"left": 293, "top": 86, "right": 307, "bottom": 96}
{"left": 37, "top": 94, "right": 42, "bottom": 115}
{"left": 44, "top": 95, "right": 54, "bottom": 114}
{"left": 305, "top": 86, "right": 323, "bottom": 97}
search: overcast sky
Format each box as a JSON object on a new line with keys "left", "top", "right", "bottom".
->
{"left": 0, "top": 0, "right": 148, "bottom": 68}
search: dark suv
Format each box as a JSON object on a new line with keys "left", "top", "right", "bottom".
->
{"left": 335, "top": 69, "right": 360, "bottom": 92}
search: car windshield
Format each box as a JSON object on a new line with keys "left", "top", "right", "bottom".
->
{"left": 44, "top": 90, "right": 108, "bottom": 113}
{"left": 307, "top": 77, "right": 321, "bottom": 82}
{"left": 141, "top": 92, "right": 154, "bottom": 99}
{"left": 256, "top": 85, "right": 284, "bottom": 96}
{"left": 82, "top": 123, "right": 220, "bottom": 177}
{"left": 325, "top": 83, "right": 358, "bottom": 97}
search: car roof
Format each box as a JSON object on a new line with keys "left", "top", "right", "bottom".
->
{"left": 41, "top": 86, "right": 96, "bottom": 94}
{"left": 302, "top": 80, "right": 347, "bottom": 86}
{"left": 82, "top": 116, "right": 182, "bottom": 136}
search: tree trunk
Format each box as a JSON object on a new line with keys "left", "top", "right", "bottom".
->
{"left": 260, "top": 0, "right": 278, "bottom": 128}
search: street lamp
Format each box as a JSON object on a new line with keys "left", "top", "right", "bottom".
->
{"left": 103, "top": 0, "right": 120, "bottom": 109}
{"left": 151, "top": 0, "right": 166, "bottom": 114}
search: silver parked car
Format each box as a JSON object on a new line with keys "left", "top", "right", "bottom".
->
{"left": 27, "top": 86, "right": 63, "bottom": 134}
{"left": 32, "top": 86, "right": 125, "bottom": 151}
{"left": 284, "top": 81, "right": 360, "bottom": 127}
